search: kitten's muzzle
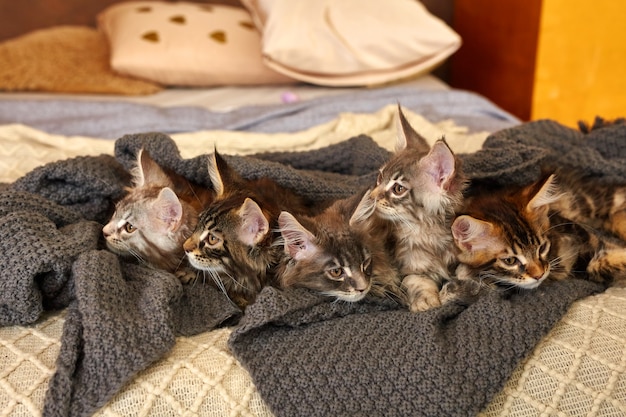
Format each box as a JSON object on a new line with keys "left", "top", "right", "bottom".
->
{"left": 369, "top": 187, "right": 382, "bottom": 200}
{"left": 526, "top": 263, "right": 548, "bottom": 280}
{"left": 183, "top": 238, "right": 197, "bottom": 253}
{"left": 102, "top": 224, "right": 114, "bottom": 238}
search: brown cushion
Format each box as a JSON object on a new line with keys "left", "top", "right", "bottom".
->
{"left": 0, "top": 25, "right": 162, "bottom": 95}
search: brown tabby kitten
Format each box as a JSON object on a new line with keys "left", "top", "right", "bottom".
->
{"left": 448, "top": 174, "right": 626, "bottom": 298}
{"left": 357, "top": 107, "right": 467, "bottom": 311}
{"left": 183, "top": 150, "right": 316, "bottom": 309}
{"left": 277, "top": 190, "right": 406, "bottom": 303}
{"left": 103, "top": 149, "right": 214, "bottom": 280}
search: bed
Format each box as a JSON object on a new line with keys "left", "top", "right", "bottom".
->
{"left": 1, "top": 1, "right": 625, "bottom": 416}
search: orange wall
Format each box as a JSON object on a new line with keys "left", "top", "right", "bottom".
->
{"left": 532, "top": 0, "right": 626, "bottom": 126}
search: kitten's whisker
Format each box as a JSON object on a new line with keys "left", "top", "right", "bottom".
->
{"left": 206, "top": 269, "right": 237, "bottom": 306}
{"left": 186, "top": 180, "right": 204, "bottom": 206}
{"left": 174, "top": 253, "right": 187, "bottom": 271}
{"left": 127, "top": 247, "right": 147, "bottom": 265}
{"left": 224, "top": 270, "right": 251, "bottom": 291}
{"left": 544, "top": 221, "right": 578, "bottom": 233}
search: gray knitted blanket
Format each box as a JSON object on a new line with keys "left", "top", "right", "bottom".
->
{"left": 0, "top": 118, "right": 618, "bottom": 416}
{"left": 0, "top": 131, "right": 389, "bottom": 417}
{"left": 228, "top": 118, "right": 624, "bottom": 417}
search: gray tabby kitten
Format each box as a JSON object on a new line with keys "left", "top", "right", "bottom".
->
{"left": 184, "top": 150, "right": 314, "bottom": 309}
{"left": 448, "top": 174, "right": 625, "bottom": 300}
{"left": 277, "top": 191, "right": 406, "bottom": 304}
{"left": 103, "top": 149, "right": 213, "bottom": 280}
{"left": 357, "top": 107, "right": 467, "bottom": 312}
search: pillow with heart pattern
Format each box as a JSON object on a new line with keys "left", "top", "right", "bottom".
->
{"left": 98, "top": 1, "right": 294, "bottom": 86}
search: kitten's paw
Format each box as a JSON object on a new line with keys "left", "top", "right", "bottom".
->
{"left": 402, "top": 274, "right": 441, "bottom": 312}
{"left": 439, "top": 279, "right": 482, "bottom": 306}
{"left": 175, "top": 268, "right": 197, "bottom": 285}
{"left": 587, "top": 248, "right": 626, "bottom": 285}
{"left": 409, "top": 294, "right": 441, "bottom": 312}
{"left": 438, "top": 282, "right": 457, "bottom": 305}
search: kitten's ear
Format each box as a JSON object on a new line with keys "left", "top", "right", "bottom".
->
{"left": 349, "top": 189, "right": 376, "bottom": 226}
{"left": 133, "top": 148, "right": 171, "bottom": 187}
{"left": 238, "top": 198, "right": 269, "bottom": 246}
{"left": 207, "top": 148, "right": 239, "bottom": 198}
{"left": 207, "top": 150, "right": 225, "bottom": 197}
{"left": 420, "top": 139, "right": 457, "bottom": 191}
{"left": 452, "top": 215, "right": 503, "bottom": 252}
{"left": 395, "top": 104, "right": 431, "bottom": 154}
{"left": 278, "top": 211, "right": 318, "bottom": 260}
{"left": 153, "top": 187, "right": 183, "bottom": 232}
{"left": 526, "top": 174, "right": 560, "bottom": 212}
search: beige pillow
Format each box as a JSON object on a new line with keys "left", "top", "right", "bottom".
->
{"left": 241, "top": 0, "right": 461, "bottom": 86}
{"left": 0, "top": 26, "right": 161, "bottom": 95}
{"left": 98, "top": 1, "right": 294, "bottom": 86}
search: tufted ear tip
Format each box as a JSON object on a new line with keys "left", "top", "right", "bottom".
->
{"left": 395, "top": 105, "right": 431, "bottom": 155}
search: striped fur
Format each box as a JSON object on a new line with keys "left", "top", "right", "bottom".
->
{"left": 450, "top": 174, "right": 626, "bottom": 302}
{"left": 184, "top": 150, "right": 320, "bottom": 309}
{"left": 362, "top": 107, "right": 467, "bottom": 312}
{"left": 277, "top": 192, "right": 406, "bottom": 304}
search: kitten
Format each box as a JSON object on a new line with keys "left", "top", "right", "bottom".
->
{"left": 102, "top": 149, "right": 213, "bottom": 280}
{"left": 183, "top": 150, "right": 316, "bottom": 309}
{"left": 358, "top": 107, "right": 467, "bottom": 312}
{"left": 277, "top": 190, "right": 405, "bottom": 303}
{"left": 547, "top": 168, "right": 626, "bottom": 242}
{"left": 448, "top": 174, "right": 626, "bottom": 299}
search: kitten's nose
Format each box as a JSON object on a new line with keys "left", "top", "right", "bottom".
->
{"left": 183, "top": 238, "right": 195, "bottom": 253}
{"left": 349, "top": 276, "right": 369, "bottom": 292}
{"left": 527, "top": 264, "right": 545, "bottom": 280}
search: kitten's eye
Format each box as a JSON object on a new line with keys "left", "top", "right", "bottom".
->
{"left": 124, "top": 223, "right": 136, "bottom": 233}
{"left": 501, "top": 257, "right": 519, "bottom": 266}
{"left": 206, "top": 233, "right": 221, "bottom": 246}
{"left": 392, "top": 183, "right": 407, "bottom": 196}
{"left": 327, "top": 267, "right": 344, "bottom": 279}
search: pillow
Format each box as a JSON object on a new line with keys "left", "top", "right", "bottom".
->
{"left": 240, "top": 0, "right": 462, "bottom": 87}
{"left": 98, "top": 1, "right": 294, "bottom": 86}
{"left": 0, "top": 26, "right": 162, "bottom": 95}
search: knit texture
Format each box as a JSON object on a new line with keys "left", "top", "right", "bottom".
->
{"left": 229, "top": 283, "right": 600, "bottom": 417}
{"left": 227, "top": 118, "right": 626, "bottom": 417}
{"left": 0, "top": 131, "right": 391, "bottom": 416}
{"left": 0, "top": 118, "right": 620, "bottom": 416}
